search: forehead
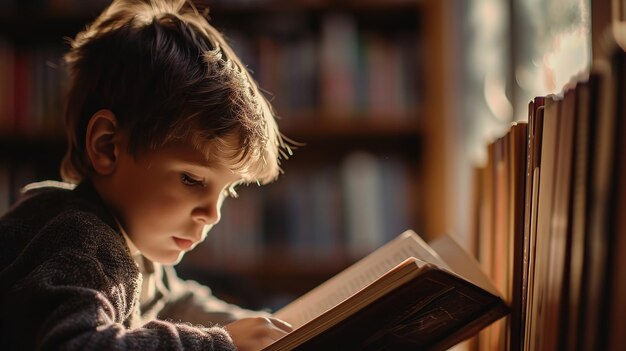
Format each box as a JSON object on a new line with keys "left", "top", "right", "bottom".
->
{"left": 151, "top": 141, "right": 210, "bottom": 164}
{"left": 146, "top": 141, "right": 232, "bottom": 174}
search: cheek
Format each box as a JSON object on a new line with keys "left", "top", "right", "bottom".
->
{"left": 116, "top": 173, "right": 187, "bottom": 229}
{"left": 132, "top": 187, "right": 194, "bottom": 230}
{"left": 149, "top": 193, "right": 188, "bottom": 217}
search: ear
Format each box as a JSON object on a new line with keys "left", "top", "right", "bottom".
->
{"left": 85, "top": 109, "right": 122, "bottom": 175}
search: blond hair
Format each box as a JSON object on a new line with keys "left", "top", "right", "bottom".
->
{"left": 61, "top": 0, "right": 291, "bottom": 184}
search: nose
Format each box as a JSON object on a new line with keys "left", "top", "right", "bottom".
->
{"left": 191, "top": 198, "right": 222, "bottom": 225}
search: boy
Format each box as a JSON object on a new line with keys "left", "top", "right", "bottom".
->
{"left": 0, "top": 0, "right": 293, "bottom": 350}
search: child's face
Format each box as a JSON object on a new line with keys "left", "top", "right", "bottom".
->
{"left": 106, "top": 141, "right": 242, "bottom": 265}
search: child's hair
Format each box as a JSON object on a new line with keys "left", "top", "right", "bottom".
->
{"left": 61, "top": 0, "right": 290, "bottom": 185}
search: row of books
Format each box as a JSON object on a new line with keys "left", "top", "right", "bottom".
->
{"left": 0, "top": 162, "right": 46, "bottom": 215}
{"left": 0, "top": 42, "right": 66, "bottom": 134}
{"left": 0, "top": 11, "right": 421, "bottom": 133}
{"left": 472, "top": 28, "right": 626, "bottom": 351}
{"left": 226, "top": 13, "right": 422, "bottom": 118}
{"left": 182, "top": 152, "right": 413, "bottom": 267}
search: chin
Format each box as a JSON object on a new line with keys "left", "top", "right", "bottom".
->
{"left": 170, "top": 253, "right": 185, "bottom": 265}
{"left": 145, "top": 251, "right": 185, "bottom": 265}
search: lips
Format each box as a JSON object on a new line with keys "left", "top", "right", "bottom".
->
{"left": 173, "top": 237, "right": 194, "bottom": 251}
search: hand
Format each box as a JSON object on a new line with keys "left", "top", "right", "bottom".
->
{"left": 224, "top": 316, "right": 293, "bottom": 351}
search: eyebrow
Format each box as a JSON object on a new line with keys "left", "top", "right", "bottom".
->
{"left": 176, "top": 158, "right": 213, "bottom": 169}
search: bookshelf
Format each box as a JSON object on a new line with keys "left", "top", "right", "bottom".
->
{"left": 0, "top": 0, "right": 449, "bottom": 311}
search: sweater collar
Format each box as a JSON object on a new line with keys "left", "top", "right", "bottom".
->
{"left": 74, "top": 181, "right": 147, "bottom": 261}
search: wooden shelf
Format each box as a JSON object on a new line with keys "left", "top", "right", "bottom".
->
{"left": 0, "top": 133, "right": 66, "bottom": 161}
{"left": 185, "top": 256, "right": 352, "bottom": 279}
{"left": 280, "top": 110, "right": 422, "bottom": 139}
{"left": 0, "top": 132, "right": 64, "bottom": 141}
{"left": 198, "top": 0, "right": 422, "bottom": 13}
{"left": 207, "top": 1, "right": 421, "bottom": 35}
{"left": 0, "top": 114, "right": 422, "bottom": 144}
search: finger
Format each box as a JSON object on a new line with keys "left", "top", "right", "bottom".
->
{"left": 265, "top": 326, "right": 289, "bottom": 343}
{"left": 268, "top": 317, "right": 293, "bottom": 333}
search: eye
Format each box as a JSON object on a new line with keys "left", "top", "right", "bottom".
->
{"left": 181, "top": 173, "right": 205, "bottom": 187}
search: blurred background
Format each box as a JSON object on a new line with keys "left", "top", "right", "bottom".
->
{"left": 0, "top": 0, "right": 591, "bottom": 312}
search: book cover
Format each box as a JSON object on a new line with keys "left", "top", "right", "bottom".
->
{"left": 606, "top": 35, "right": 626, "bottom": 351}
{"left": 508, "top": 121, "right": 528, "bottom": 351}
{"left": 527, "top": 95, "right": 561, "bottom": 350}
{"left": 519, "top": 96, "right": 543, "bottom": 351}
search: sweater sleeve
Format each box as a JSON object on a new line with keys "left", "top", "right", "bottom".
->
{"left": 157, "top": 265, "right": 271, "bottom": 326}
{"left": 4, "top": 251, "right": 236, "bottom": 351}
{"left": 1, "top": 198, "right": 239, "bottom": 351}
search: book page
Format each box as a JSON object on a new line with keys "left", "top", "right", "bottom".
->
{"left": 273, "top": 230, "right": 449, "bottom": 328}
{"left": 429, "top": 234, "right": 501, "bottom": 297}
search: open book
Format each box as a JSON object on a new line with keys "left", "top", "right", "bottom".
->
{"left": 265, "top": 230, "right": 508, "bottom": 351}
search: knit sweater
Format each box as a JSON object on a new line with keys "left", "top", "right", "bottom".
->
{"left": 0, "top": 181, "right": 237, "bottom": 350}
